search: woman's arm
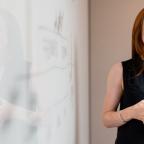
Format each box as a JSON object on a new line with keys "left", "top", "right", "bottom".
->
{"left": 101, "top": 62, "right": 135, "bottom": 128}
{"left": 0, "top": 98, "right": 46, "bottom": 126}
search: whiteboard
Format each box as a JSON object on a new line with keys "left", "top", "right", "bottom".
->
{"left": 0, "top": 0, "right": 77, "bottom": 144}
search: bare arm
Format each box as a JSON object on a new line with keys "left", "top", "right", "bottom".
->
{"left": 0, "top": 98, "right": 45, "bottom": 126}
{"left": 101, "top": 62, "right": 135, "bottom": 128}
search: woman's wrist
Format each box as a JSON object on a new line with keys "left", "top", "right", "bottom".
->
{"left": 119, "top": 106, "right": 135, "bottom": 122}
{"left": 119, "top": 111, "right": 128, "bottom": 123}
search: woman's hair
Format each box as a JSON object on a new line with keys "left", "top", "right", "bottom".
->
{"left": 132, "top": 8, "right": 144, "bottom": 77}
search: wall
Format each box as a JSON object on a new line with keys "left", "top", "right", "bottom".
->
{"left": 75, "top": 1, "right": 89, "bottom": 144}
{"left": 90, "top": 1, "right": 144, "bottom": 144}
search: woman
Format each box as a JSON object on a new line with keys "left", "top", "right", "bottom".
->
{"left": 102, "top": 8, "right": 144, "bottom": 144}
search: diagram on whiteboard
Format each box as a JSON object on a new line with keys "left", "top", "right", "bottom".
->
{"left": 0, "top": 0, "right": 77, "bottom": 144}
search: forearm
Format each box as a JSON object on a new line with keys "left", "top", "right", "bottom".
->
{"left": 102, "top": 105, "right": 134, "bottom": 128}
{"left": 0, "top": 99, "right": 42, "bottom": 126}
{"left": 11, "top": 105, "right": 37, "bottom": 123}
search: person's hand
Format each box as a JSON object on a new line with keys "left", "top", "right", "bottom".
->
{"left": 0, "top": 99, "right": 13, "bottom": 125}
{"left": 132, "top": 99, "right": 144, "bottom": 122}
{"left": 29, "top": 111, "right": 49, "bottom": 126}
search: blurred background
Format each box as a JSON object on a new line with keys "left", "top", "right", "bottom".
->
{"left": 0, "top": 0, "right": 89, "bottom": 144}
{"left": 0, "top": 0, "right": 143, "bottom": 144}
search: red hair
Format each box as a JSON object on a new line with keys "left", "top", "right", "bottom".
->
{"left": 132, "top": 8, "right": 144, "bottom": 76}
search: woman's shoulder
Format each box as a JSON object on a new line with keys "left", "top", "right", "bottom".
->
{"left": 109, "top": 58, "right": 132, "bottom": 77}
{"left": 108, "top": 61, "right": 123, "bottom": 79}
{"left": 109, "top": 58, "right": 132, "bottom": 75}
{"left": 107, "top": 62, "right": 123, "bottom": 90}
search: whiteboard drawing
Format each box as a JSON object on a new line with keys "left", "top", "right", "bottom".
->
{"left": 0, "top": 0, "right": 77, "bottom": 144}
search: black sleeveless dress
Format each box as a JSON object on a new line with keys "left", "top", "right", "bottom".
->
{"left": 115, "top": 58, "right": 144, "bottom": 144}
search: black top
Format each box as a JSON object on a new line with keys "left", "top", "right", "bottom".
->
{"left": 115, "top": 58, "right": 144, "bottom": 144}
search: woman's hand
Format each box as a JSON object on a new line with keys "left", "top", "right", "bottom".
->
{"left": 132, "top": 99, "right": 144, "bottom": 122}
